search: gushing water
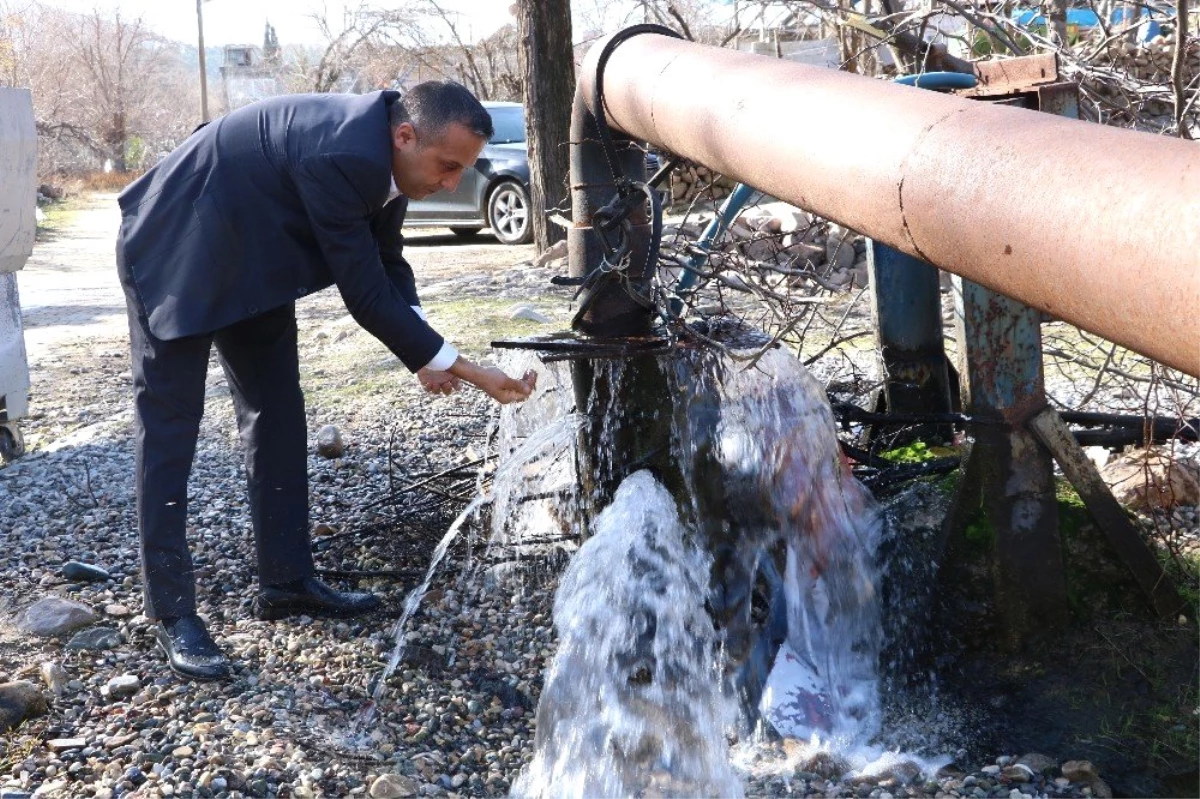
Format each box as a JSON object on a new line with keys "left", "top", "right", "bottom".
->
{"left": 502, "top": 340, "right": 896, "bottom": 796}
{"left": 511, "top": 470, "right": 742, "bottom": 799}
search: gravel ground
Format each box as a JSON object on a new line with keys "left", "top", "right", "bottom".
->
{"left": 0, "top": 195, "right": 1188, "bottom": 799}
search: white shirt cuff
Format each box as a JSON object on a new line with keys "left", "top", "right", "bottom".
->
{"left": 424, "top": 341, "right": 459, "bottom": 372}
{"left": 411, "top": 306, "right": 458, "bottom": 371}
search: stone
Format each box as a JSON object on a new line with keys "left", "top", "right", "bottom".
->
{"left": 0, "top": 681, "right": 48, "bottom": 732}
{"left": 66, "top": 627, "right": 123, "bottom": 651}
{"left": 1002, "top": 764, "right": 1034, "bottom": 783}
{"left": 61, "top": 561, "right": 111, "bottom": 583}
{"left": 795, "top": 751, "right": 850, "bottom": 781}
{"left": 104, "top": 603, "right": 131, "bottom": 617}
{"left": 40, "top": 662, "right": 67, "bottom": 697}
{"left": 369, "top": 773, "right": 418, "bottom": 798}
{"left": 1099, "top": 448, "right": 1199, "bottom": 511}
{"left": 739, "top": 238, "right": 779, "bottom": 263}
{"left": 507, "top": 304, "right": 550, "bottom": 324}
{"left": 316, "top": 425, "right": 345, "bottom": 459}
{"left": 531, "top": 240, "right": 567, "bottom": 268}
{"left": 1061, "top": 760, "right": 1099, "bottom": 782}
{"left": 1016, "top": 753, "right": 1057, "bottom": 775}
{"left": 783, "top": 240, "right": 825, "bottom": 265}
{"left": 105, "top": 675, "right": 141, "bottom": 700}
{"left": 17, "top": 596, "right": 98, "bottom": 636}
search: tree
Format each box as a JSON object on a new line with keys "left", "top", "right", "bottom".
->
{"left": 1, "top": 2, "right": 196, "bottom": 175}
{"left": 517, "top": 0, "right": 574, "bottom": 250}
{"left": 398, "top": 2, "right": 522, "bottom": 101}
{"left": 302, "top": 2, "right": 421, "bottom": 93}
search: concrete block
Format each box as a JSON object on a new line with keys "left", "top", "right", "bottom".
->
{"left": 0, "top": 88, "right": 34, "bottom": 426}
{"left": 0, "top": 272, "right": 29, "bottom": 419}
{"left": 0, "top": 88, "right": 37, "bottom": 274}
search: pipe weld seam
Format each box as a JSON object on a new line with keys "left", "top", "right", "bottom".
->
{"left": 898, "top": 107, "right": 969, "bottom": 264}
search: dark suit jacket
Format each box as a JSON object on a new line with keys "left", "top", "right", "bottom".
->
{"left": 117, "top": 90, "right": 443, "bottom": 372}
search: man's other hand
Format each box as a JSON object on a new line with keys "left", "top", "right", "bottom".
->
{"left": 475, "top": 367, "right": 537, "bottom": 404}
{"left": 417, "top": 366, "right": 462, "bottom": 396}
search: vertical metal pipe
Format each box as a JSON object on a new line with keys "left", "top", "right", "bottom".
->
{"left": 567, "top": 89, "right": 654, "bottom": 338}
{"left": 868, "top": 242, "right": 954, "bottom": 444}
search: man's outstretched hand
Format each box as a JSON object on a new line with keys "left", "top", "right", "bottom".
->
{"left": 432, "top": 357, "right": 537, "bottom": 404}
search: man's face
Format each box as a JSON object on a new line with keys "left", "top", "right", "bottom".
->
{"left": 391, "top": 121, "right": 486, "bottom": 200}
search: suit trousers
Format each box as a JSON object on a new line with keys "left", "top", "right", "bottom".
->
{"left": 122, "top": 284, "right": 314, "bottom": 619}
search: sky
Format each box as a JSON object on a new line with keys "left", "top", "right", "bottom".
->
{"left": 38, "top": 0, "right": 517, "bottom": 47}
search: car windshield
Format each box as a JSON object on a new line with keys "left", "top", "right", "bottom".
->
{"left": 489, "top": 106, "right": 526, "bottom": 145}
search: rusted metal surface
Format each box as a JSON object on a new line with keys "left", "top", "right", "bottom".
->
{"left": 959, "top": 53, "right": 1059, "bottom": 97}
{"left": 578, "top": 33, "right": 1200, "bottom": 376}
{"left": 1028, "top": 407, "right": 1184, "bottom": 617}
{"left": 868, "top": 242, "right": 953, "bottom": 443}
{"left": 953, "top": 275, "right": 1069, "bottom": 640}
{"left": 567, "top": 91, "right": 655, "bottom": 338}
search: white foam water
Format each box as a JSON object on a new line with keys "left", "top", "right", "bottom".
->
{"left": 511, "top": 470, "right": 743, "bottom": 799}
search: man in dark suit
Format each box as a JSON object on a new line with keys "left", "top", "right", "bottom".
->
{"left": 117, "top": 81, "right": 536, "bottom": 680}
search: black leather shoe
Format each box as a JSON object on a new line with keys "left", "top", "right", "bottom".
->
{"left": 254, "top": 576, "right": 381, "bottom": 620}
{"left": 155, "top": 615, "right": 231, "bottom": 681}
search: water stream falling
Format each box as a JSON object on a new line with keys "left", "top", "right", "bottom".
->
{"left": 353, "top": 333, "right": 948, "bottom": 790}
{"left": 491, "top": 337, "right": 911, "bottom": 796}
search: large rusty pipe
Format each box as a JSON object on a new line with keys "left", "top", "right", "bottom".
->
{"left": 580, "top": 34, "right": 1200, "bottom": 377}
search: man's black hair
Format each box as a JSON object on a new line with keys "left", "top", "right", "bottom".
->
{"left": 390, "top": 80, "right": 493, "bottom": 142}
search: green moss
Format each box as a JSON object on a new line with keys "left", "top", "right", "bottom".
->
{"left": 880, "top": 439, "right": 959, "bottom": 464}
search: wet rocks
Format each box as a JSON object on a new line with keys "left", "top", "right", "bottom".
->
{"left": 0, "top": 681, "right": 48, "bottom": 732}
{"left": 16, "top": 596, "right": 97, "bottom": 637}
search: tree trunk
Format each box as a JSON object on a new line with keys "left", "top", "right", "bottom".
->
{"left": 517, "top": 0, "right": 574, "bottom": 251}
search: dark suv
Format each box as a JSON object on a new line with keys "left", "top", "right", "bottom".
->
{"left": 405, "top": 101, "right": 534, "bottom": 245}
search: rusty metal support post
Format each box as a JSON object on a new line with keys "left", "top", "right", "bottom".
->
{"left": 953, "top": 278, "right": 1068, "bottom": 643}
{"left": 1028, "top": 407, "right": 1183, "bottom": 618}
{"left": 947, "top": 70, "right": 1083, "bottom": 645}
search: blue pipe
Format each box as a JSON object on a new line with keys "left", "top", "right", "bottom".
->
{"left": 669, "top": 182, "right": 758, "bottom": 315}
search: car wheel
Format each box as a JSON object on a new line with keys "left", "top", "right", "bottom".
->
{"left": 449, "top": 226, "right": 482, "bottom": 238}
{"left": 487, "top": 181, "right": 533, "bottom": 245}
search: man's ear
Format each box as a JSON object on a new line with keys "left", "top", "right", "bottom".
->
{"left": 392, "top": 122, "right": 417, "bottom": 149}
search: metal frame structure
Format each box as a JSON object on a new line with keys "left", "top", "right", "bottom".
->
{"left": 563, "top": 31, "right": 1192, "bottom": 642}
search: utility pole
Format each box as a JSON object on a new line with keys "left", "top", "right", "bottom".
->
{"left": 196, "top": 0, "right": 209, "bottom": 123}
